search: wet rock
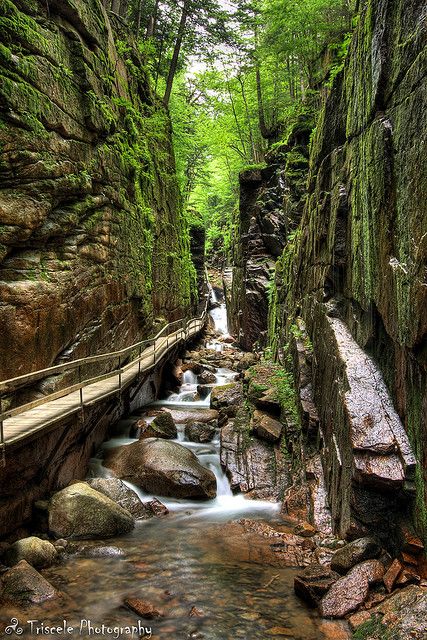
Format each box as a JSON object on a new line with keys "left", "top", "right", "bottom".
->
{"left": 383, "top": 558, "right": 403, "bottom": 592}
{"left": 142, "top": 498, "right": 169, "bottom": 517}
{"left": 137, "top": 411, "right": 177, "bottom": 440}
{"left": 210, "top": 382, "right": 243, "bottom": 419}
{"left": 87, "top": 478, "right": 148, "bottom": 519}
{"left": 1, "top": 560, "right": 58, "bottom": 605}
{"left": 294, "top": 564, "right": 340, "bottom": 606}
{"left": 294, "top": 522, "right": 317, "bottom": 538}
{"left": 78, "top": 545, "right": 126, "bottom": 558}
{"left": 319, "top": 562, "right": 372, "bottom": 618}
{"left": 363, "top": 585, "right": 427, "bottom": 639}
{"left": 182, "top": 362, "right": 203, "bottom": 374}
{"left": 235, "top": 352, "right": 258, "bottom": 371}
{"left": 104, "top": 438, "right": 217, "bottom": 499}
{"left": 4, "top": 536, "right": 57, "bottom": 569}
{"left": 198, "top": 371, "right": 217, "bottom": 385}
{"left": 220, "top": 410, "right": 289, "bottom": 501}
{"left": 185, "top": 422, "right": 216, "bottom": 443}
{"left": 189, "top": 606, "right": 204, "bottom": 617}
{"left": 197, "top": 385, "right": 212, "bottom": 400}
{"left": 48, "top": 482, "right": 135, "bottom": 539}
{"left": 330, "top": 537, "right": 381, "bottom": 574}
{"left": 251, "top": 410, "right": 283, "bottom": 443}
{"left": 347, "top": 610, "right": 372, "bottom": 631}
{"left": 168, "top": 409, "right": 219, "bottom": 426}
{"left": 124, "top": 597, "right": 164, "bottom": 619}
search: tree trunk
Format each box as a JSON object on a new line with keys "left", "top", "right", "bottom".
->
{"left": 111, "top": 0, "right": 120, "bottom": 14}
{"left": 146, "top": 0, "right": 159, "bottom": 38}
{"left": 164, "top": 0, "right": 190, "bottom": 106}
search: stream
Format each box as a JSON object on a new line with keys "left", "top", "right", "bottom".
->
{"left": 0, "top": 298, "right": 349, "bottom": 640}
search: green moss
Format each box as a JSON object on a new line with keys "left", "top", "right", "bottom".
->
{"left": 352, "top": 615, "right": 392, "bottom": 640}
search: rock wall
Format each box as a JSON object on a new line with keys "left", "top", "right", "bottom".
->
{"left": 269, "top": 0, "right": 427, "bottom": 545}
{"left": 0, "top": 0, "right": 197, "bottom": 384}
{"left": 228, "top": 119, "right": 311, "bottom": 351}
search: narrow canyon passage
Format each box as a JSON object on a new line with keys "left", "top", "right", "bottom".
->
{"left": 0, "top": 295, "right": 349, "bottom": 640}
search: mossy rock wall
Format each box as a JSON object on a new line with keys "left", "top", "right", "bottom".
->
{"left": 0, "top": 0, "right": 195, "bottom": 380}
{"left": 269, "top": 0, "right": 427, "bottom": 542}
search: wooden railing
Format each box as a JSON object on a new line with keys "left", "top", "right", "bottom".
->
{"left": 0, "top": 294, "right": 210, "bottom": 452}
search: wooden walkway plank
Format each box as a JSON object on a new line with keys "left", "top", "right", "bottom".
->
{"left": 0, "top": 315, "right": 206, "bottom": 451}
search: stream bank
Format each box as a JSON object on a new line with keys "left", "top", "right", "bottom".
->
{"left": 0, "top": 294, "right": 351, "bottom": 640}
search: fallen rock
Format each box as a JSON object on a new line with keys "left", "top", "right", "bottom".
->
{"left": 87, "top": 478, "right": 148, "bottom": 519}
{"left": 104, "top": 439, "right": 217, "bottom": 499}
{"left": 48, "top": 483, "right": 135, "bottom": 539}
{"left": 348, "top": 610, "right": 372, "bottom": 631}
{"left": 294, "top": 564, "right": 340, "bottom": 606}
{"left": 294, "top": 522, "right": 317, "bottom": 538}
{"left": 138, "top": 411, "right": 177, "bottom": 440}
{"left": 142, "top": 498, "right": 169, "bottom": 517}
{"left": 189, "top": 606, "right": 204, "bottom": 617}
{"left": 210, "top": 382, "right": 243, "bottom": 419}
{"left": 197, "top": 384, "right": 212, "bottom": 399}
{"left": 366, "top": 584, "right": 427, "bottom": 639}
{"left": 4, "top": 536, "right": 58, "bottom": 569}
{"left": 185, "top": 421, "right": 216, "bottom": 443}
{"left": 330, "top": 537, "right": 381, "bottom": 574}
{"left": 198, "top": 371, "right": 217, "bottom": 384}
{"left": 383, "top": 558, "right": 403, "bottom": 593}
{"left": 1, "top": 560, "right": 58, "bottom": 604}
{"left": 319, "top": 562, "right": 375, "bottom": 618}
{"left": 124, "top": 597, "right": 164, "bottom": 619}
{"left": 251, "top": 410, "right": 283, "bottom": 443}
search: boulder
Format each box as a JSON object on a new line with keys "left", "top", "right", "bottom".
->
{"left": 1, "top": 560, "right": 58, "bottom": 605}
{"left": 104, "top": 439, "right": 217, "bottom": 499}
{"left": 48, "top": 483, "right": 135, "bottom": 539}
{"left": 330, "top": 537, "right": 381, "bottom": 574}
{"left": 251, "top": 410, "right": 283, "bottom": 443}
{"left": 87, "top": 478, "right": 148, "bottom": 519}
{"left": 210, "top": 382, "right": 243, "bottom": 419}
{"left": 363, "top": 585, "right": 427, "bottom": 639}
{"left": 185, "top": 422, "right": 216, "bottom": 443}
{"left": 319, "top": 560, "right": 383, "bottom": 618}
{"left": 294, "top": 564, "right": 340, "bottom": 607}
{"left": 197, "top": 384, "right": 212, "bottom": 399}
{"left": 4, "top": 536, "right": 57, "bottom": 569}
{"left": 124, "top": 598, "right": 164, "bottom": 618}
{"left": 137, "top": 411, "right": 177, "bottom": 440}
{"left": 198, "top": 371, "right": 217, "bottom": 384}
{"left": 383, "top": 558, "right": 403, "bottom": 593}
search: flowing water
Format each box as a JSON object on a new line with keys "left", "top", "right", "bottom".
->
{"left": 0, "top": 298, "right": 350, "bottom": 640}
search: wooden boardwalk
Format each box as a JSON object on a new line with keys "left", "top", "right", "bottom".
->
{"left": 0, "top": 313, "right": 206, "bottom": 452}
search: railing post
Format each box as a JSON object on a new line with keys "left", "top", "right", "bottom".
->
{"left": 118, "top": 356, "right": 122, "bottom": 391}
{"left": 78, "top": 365, "right": 84, "bottom": 408}
{"left": 0, "top": 395, "right": 5, "bottom": 467}
{"left": 153, "top": 340, "right": 156, "bottom": 365}
{"left": 138, "top": 345, "right": 142, "bottom": 375}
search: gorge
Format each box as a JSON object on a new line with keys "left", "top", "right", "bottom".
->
{"left": 0, "top": 0, "right": 426, "bottom": 638}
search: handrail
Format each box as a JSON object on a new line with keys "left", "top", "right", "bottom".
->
{"left": 0, "top": 288, "right": 210, "bottom": 451}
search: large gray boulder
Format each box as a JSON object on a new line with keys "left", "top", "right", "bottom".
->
{"left": 137, "top": 411, "right": 177, "bottom": 440}
{"left": 1, "top": 560, "right": 58, "bottom": 605}
{"left": 48, "top": 482, "right": 135, "bottom": 539}
{"left": 330, "top": 537, "right": 381, "bottom": 574}
{"left": 4, "top": 536, "right": 57, "bottom": 569}
{"left": 87, "top": 478, "right": 147, "bottom": 519}
{"left": 104, "top": 438, "right": 217, "bottom": 499}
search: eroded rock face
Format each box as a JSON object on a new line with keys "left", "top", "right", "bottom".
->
{"left": 137, "top": 411, "right": 178, "bottom": 440}
{"left": 104, "top": 438, "right": 217, "bottom": 499}
{"left": 268, "top": 0, "right": 426, "bottom": 544}
{"left": 1, "top": 560, "right": 58, "bottom": 605}
{"left": 48, "top": 482, "right": 135, "bottom": 539}
{"left": 0, "top": 0, "right": 194, "bottom": 386}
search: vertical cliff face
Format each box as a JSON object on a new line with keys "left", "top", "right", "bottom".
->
{"left": 0, "top": 0, "right": 196, "bottom": 382}
{"left": 267, "top": 0, "right": 427, "bottom": 545}
{"left": 228, "top": 118, "right": 312, "bottom": 351}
